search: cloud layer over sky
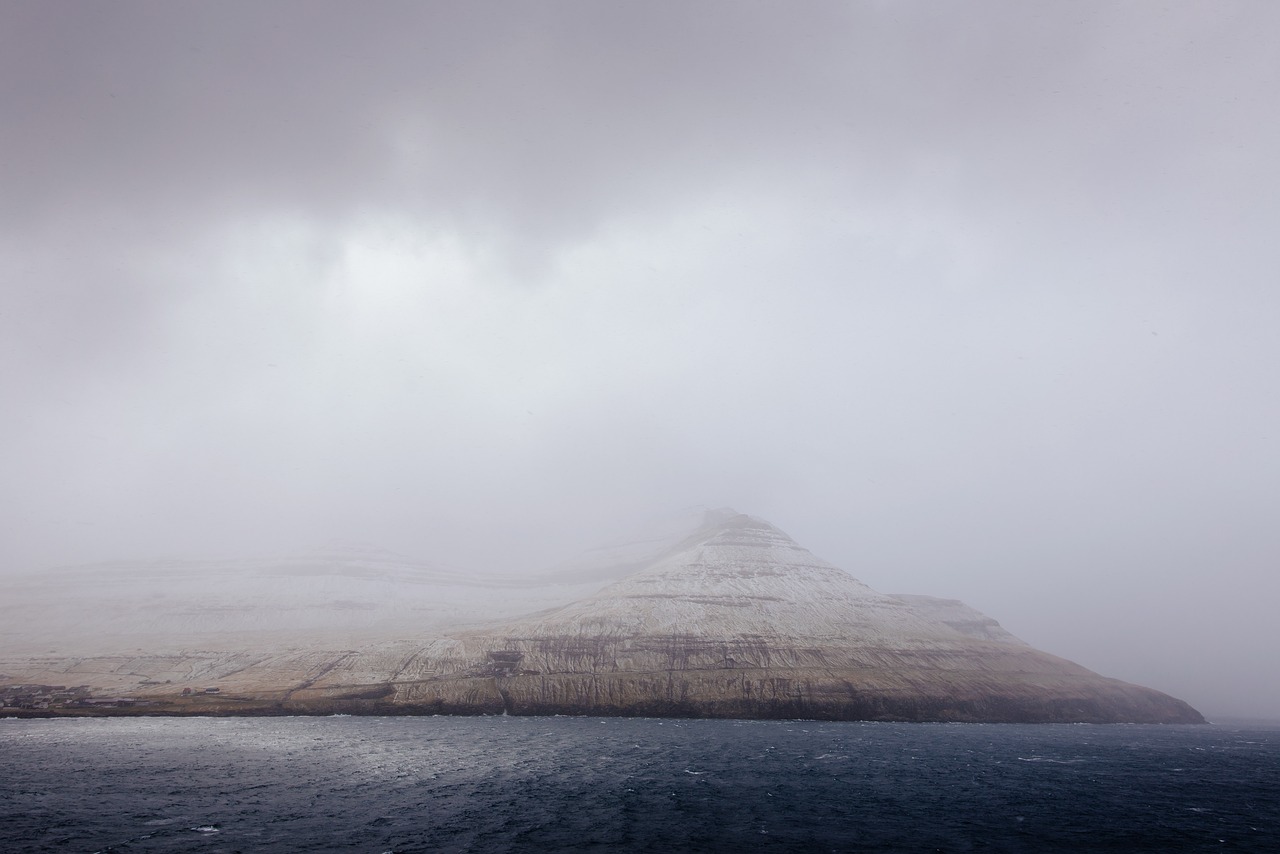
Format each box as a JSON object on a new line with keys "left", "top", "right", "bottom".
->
{"left": 3, "top": 1, "right": 1278, "bottom": 717}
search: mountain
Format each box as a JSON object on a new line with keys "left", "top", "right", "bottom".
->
{"left": 0, "top": 543, "right": 607, "bottom": 654}
{"left": 0, "top": 511, "right": 1203, "bottom": 723}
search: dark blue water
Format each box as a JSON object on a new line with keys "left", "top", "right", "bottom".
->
{"left": 1, "top": 717, "right": 1276, "bottom": 853}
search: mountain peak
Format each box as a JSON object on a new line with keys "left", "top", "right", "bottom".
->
{"left": 0, "top": 508, "right": 1206, "bottom": 724}
{"left": 689, "top": 510, "right": 797, "bottom": 545}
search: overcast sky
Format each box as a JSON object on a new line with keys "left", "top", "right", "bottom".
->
{"left": 3, "top": 1, "right": 1277, "bottom": 718}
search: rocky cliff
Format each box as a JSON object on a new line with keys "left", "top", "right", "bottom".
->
{"left": 0, "top": 511, "right": 1204, "bottom": 723}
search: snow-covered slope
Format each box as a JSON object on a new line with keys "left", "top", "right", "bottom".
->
{"left": 0, "top": 543, "right": 606, "bottom": 655}
{"left": 0, "top": 510, "right": 1204, "bottom": 723}
{"left": 503, "top": 512, "right": 994, "bottom": 643}
{"left": 381, "top": 512, "right": 1204, "bottom": 723}
{"left": 529, "top": 507, "right": 740, "bottom": 584}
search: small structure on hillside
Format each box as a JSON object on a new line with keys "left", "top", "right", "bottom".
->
{"left": 488, "top": 650, "right": 524, "bottom": 676}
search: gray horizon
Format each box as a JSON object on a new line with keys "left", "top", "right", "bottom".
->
{"left": 2, "top": 1, "right": 1277, "bottom": 720}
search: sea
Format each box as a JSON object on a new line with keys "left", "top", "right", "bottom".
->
{"left": 1, "top": 716, "right": 1276, "bottom": 853}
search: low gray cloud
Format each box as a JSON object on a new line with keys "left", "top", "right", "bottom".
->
{"left": 2, "top": 1, "right": 1278, "bottom": 718}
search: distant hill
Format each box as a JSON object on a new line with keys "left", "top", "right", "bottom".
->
{"left": 0, "top": 510, "right": 1203, "bottom": 723}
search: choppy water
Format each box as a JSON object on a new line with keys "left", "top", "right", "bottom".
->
{"left": 1, "top": 716, "right": 1276, "bottom": 852}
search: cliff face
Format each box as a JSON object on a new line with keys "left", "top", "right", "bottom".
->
{"left": 288, "top": 513, "right": 1203, "bottom": 723}
{"left": 0, "top": 511, "right": 1204, "bottom": 723}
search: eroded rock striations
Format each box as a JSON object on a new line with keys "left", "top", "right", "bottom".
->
{"left": 1, "top": 511, "right": 1204, "bottom": 723}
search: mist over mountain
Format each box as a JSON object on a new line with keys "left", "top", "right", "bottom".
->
{"left": 4, "top": 3, "right": 1278, "bottom": 724}
{"left": 1, "top": 510, "right": 1201, "bottom": 724}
